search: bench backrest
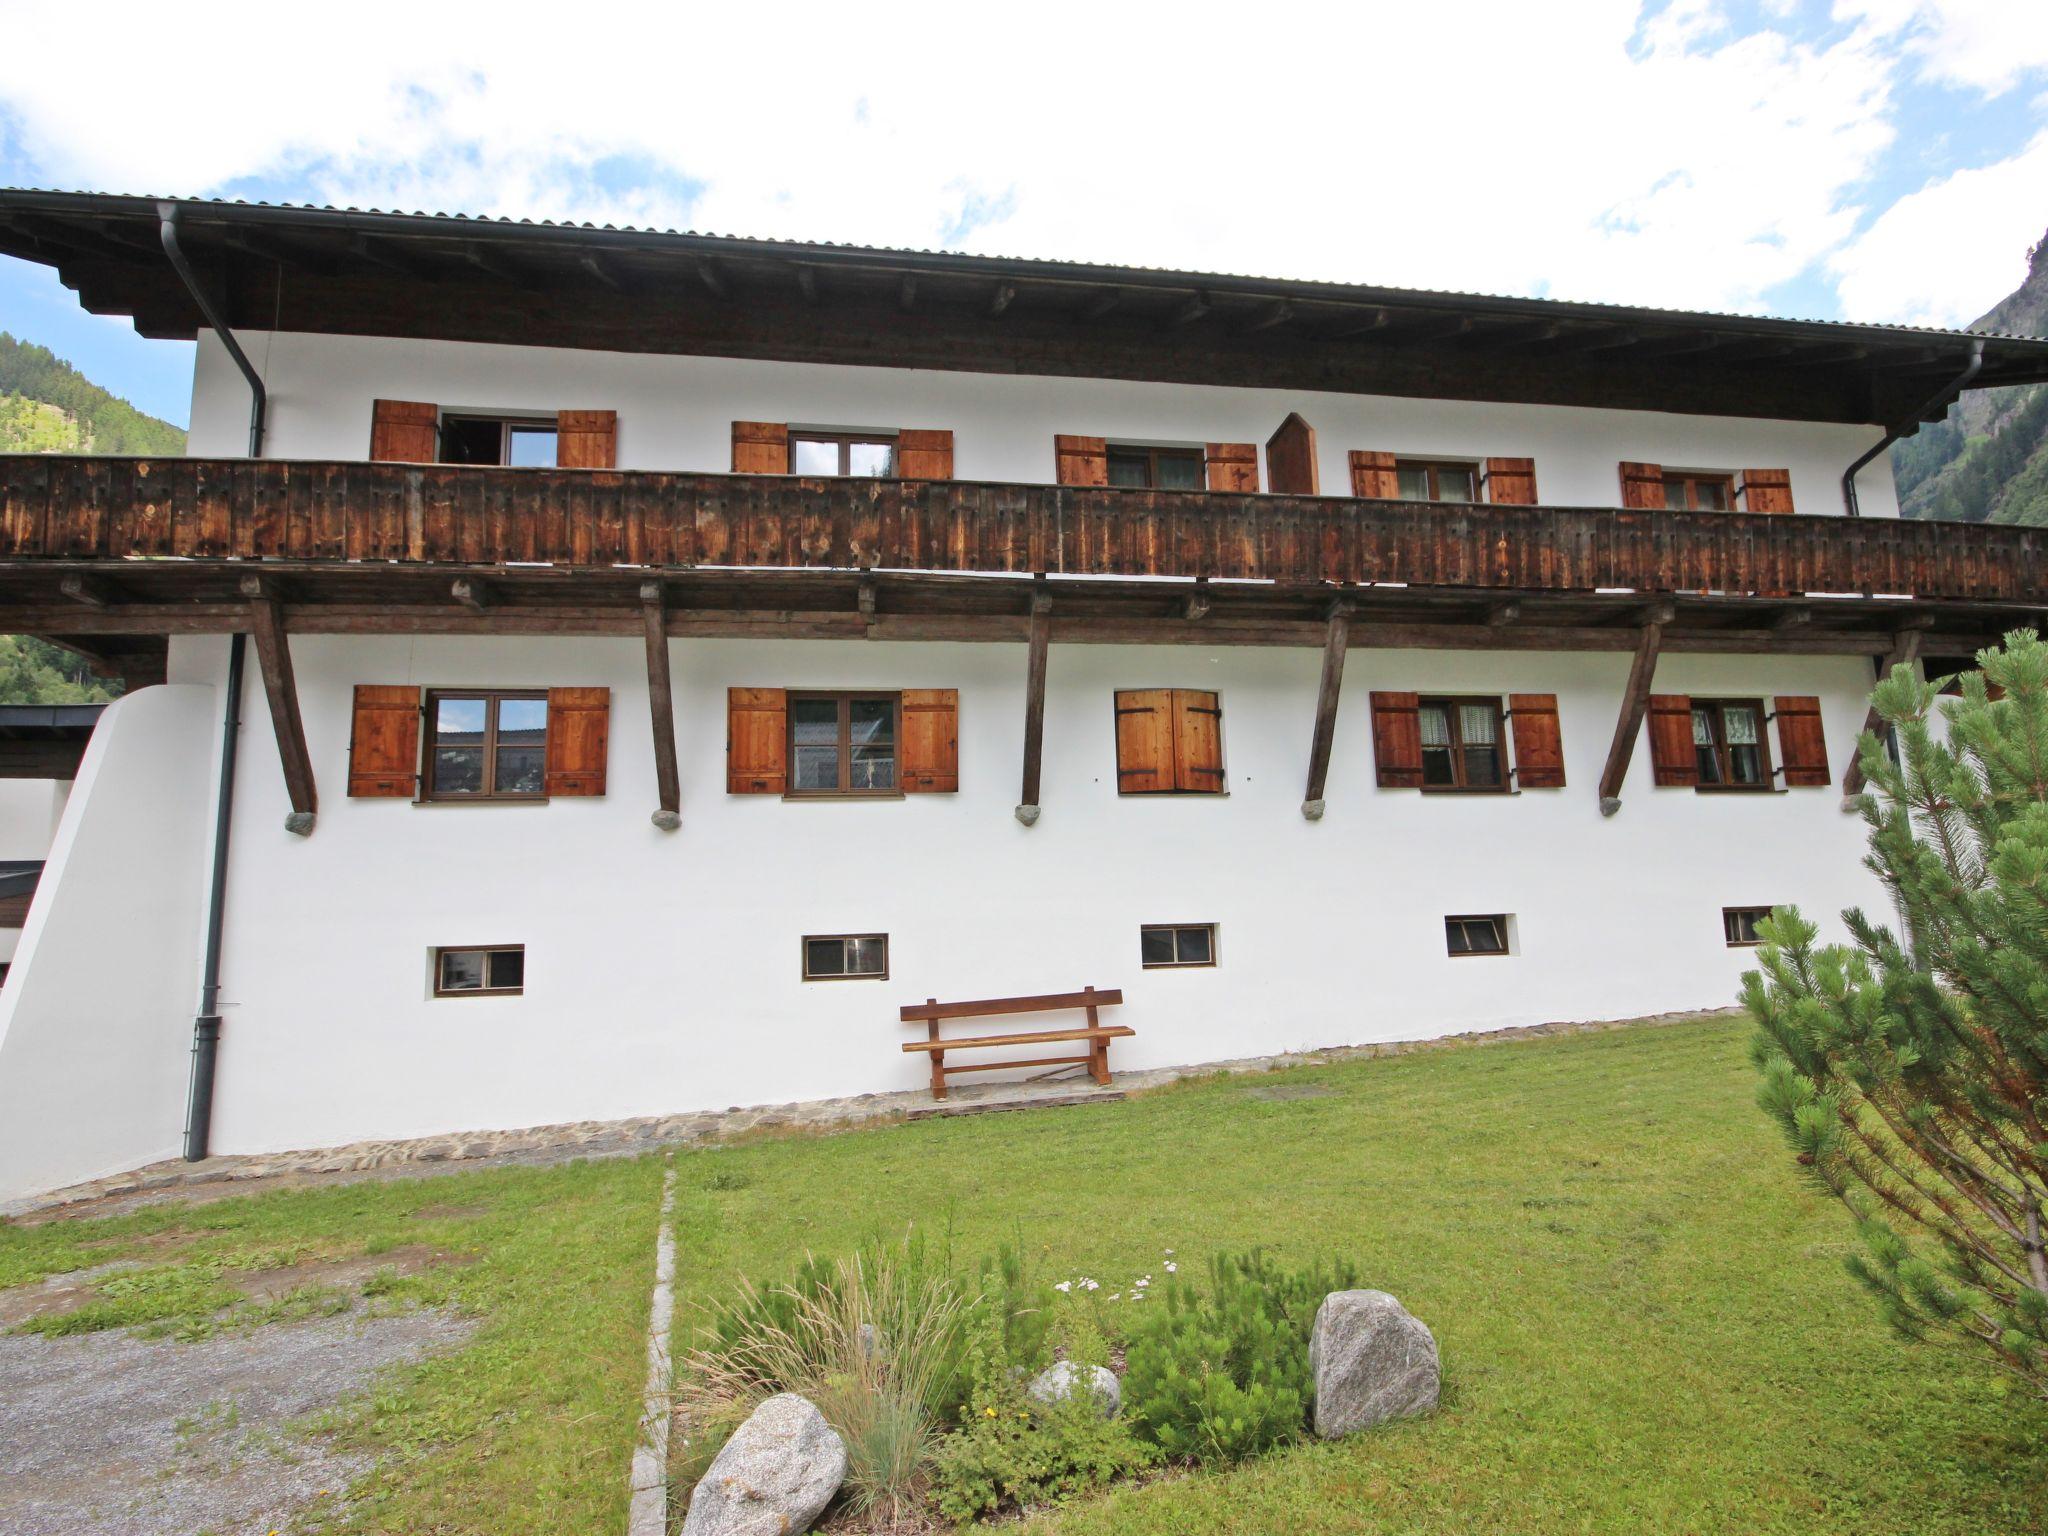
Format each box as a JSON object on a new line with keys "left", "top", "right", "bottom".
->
{"left": 900, "top": 986, "right": 1123, "bottom": 1024}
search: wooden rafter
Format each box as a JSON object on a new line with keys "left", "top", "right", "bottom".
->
{"left": 239, "top": 575, "right": 317, "bottom": 835}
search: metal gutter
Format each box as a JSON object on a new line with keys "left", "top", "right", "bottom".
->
{"left": 1841, "top": 337, "right": 1984, "bottom": 516}
{"left": 157, "top": 201, "right": 266, "bottom": 457}
{"left": 183, "top": 631, "right": 244, "bottom": 1163}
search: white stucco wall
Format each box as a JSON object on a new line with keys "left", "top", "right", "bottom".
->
{"left": 0, "top": 778, "right": 70, "bottom": 863}
{"left": 186, "top": 330, "right": 1901, "bottom": 518}
{"left": 153, "top": 631, "right": 1889, "bottom": 1158}
{"left": 0, "top": 685, "right": 218, "bottom": 1203}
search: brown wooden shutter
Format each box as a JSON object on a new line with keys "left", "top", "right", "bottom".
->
{"left": 369, "top": 400, "right": 438, "bottom": 462}
{"left": 1205, "top": 443, "right": 1259, "bottom": 493}
{"left": 727, "top": 687, "right": 788, "bottom": 794}
{"left": 1265, "top": 413, "right": 1318, "bottom": 495}
{"left": 900, "top": 688, "right": 959, "bottom": 791}
{"left": 347, "top": 685, "right": 420, "bottom": 797}
{"left": 1741, "top": 469, "right": 1795, "bottom": 515}
{"left": 1114, "top": 689, "right": 1174, "bottom": 793}
{"left": 1055, "top": 435, "right": 1109, "bottom": 486}
{"left": 1620, "top": 462, "right": 1667, "bottom": 509}
{"left": 732, "top": 421, "right": 790, "bottom": 474}
{"left": 896, "top": 430, "right": 954, "bottom": 481}
{"left": 1508, "top": 693, "right": 1566, "bottom": 788}
{"left": 1349, "top": 450, "right": 1400, "bottom": 499}
{"left": 1369, "top": 691, "right": 1424, "bottom": 788}
{"left": 1172, "top": 689, "right": 1225, "bottom": 791}
{"left": 1773, "top": 696, "right": 1829, "bottom": 786}
{"left": 543, "top": 687, "right": 610, "bottom": 796}
{"left": 1647, "top": 695, "right": 1698, "bottom": 786}
{"left": 556, "top": 410, "right": 618, "bottom": 469}
{"left": 1485, "top": 457, "right": 1539, "bottom": 506}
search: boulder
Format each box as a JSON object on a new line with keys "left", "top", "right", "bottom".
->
{"left": 1027, "top": 1360, "right": 1121, "bottom": 1419}
{"left": 682, "top": 1393, "right": 847, "bottom": 1536}
{"left": 1307, "top": 1290, "right": 1439, "bottom": 1438}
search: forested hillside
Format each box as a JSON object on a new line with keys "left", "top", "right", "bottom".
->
{"left": 0, "top": 332, "right": 185, "bottom": 456}
{"left": 1892, "top": 229, "right": 2048, "bottom": 524}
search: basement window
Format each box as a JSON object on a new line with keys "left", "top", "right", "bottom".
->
{"left": 1419, "top": 697, "right": 1506, "bottom": 791}
{"left": 1445, "top": 915, "right": 1509, "bottom": 957}
{"left": 1723, "top": 907, "right": 1773, "bottom": 947}
{"left": 424, "top": 690, "right": 548, "bottom": 800}
{"left": 440, "top": 415, "right": 559, "bottom": 467}
{"left": 1106, "top": 445, "right": 1204, "bottom": 491}
{"left": 803, "top": 933, "right": 889, "bottom": 981}
{"left": 434, "top": 945, "right": 525, "bottom": 997}
{"left": 790, "top": 430, "right": 896, "bottom": 477}
{"left": 1141, "top": 923, "right": 1217, "bottom": 969}
{"left": 1692, "top": 700, "right": 1771, "bottom": 789}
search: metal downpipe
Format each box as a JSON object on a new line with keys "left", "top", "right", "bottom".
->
{"left": 182, "top": 631, "right": 246, "bottom": 1162}
{"left": 1841, "top": 337, "right": 1983, "bottom": 516}
{"left": 158, "top": 201, "right": 266, "bottom": 458}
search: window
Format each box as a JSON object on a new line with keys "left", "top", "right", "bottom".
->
{"left": 1723, "top": 907, "right": 1773, "bottom": 947}
{"left": 434, "top": 945, "right": 525, "bottom": 997}
{"left": 1141, "top": 923, "right": 1217, "bottom": 969}
{"left": 1418, "top": 697, "right": 1506, "bottom": 791}
{"left": 1445, "top": 915, "right": 1509, "bottom": 957}
{"left": 424, "top": 690, "right": 548, "bottom": 799}
{"left": 790, "top": 430, "right": 896, "bottom": 477}
{"left": 803, "top": 933, "right": 889, "bottom": 980}
{"left": 1692, "top": 700, "right": 1771, "bottom": 789}
{"left": 440, "top": 415, "right": 559, "bottom": 467}
{"left": 1395, "top": 460, "right": 1477, "bottom": 503}
{"left": 1113, "top": 689, "right": 1226, "bottom": 795}
{"left": 789, "top": 692, "right": 899, "bottom": 796}
{"left": 1662, "top": 472, "right": 1733, "bottom": 511}
{"left": 1106, "top": 445, "right": 1204, "bottom": 491}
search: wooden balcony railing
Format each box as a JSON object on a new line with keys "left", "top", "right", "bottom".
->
{"left": 1, "top": 455, "right": 2042, "bottom": 605}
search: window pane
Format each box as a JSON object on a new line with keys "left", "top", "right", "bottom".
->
{"left": 1446, "top": 921, "right": 1471, "bottom": 955}
{"left": 487, "top": 949, "right": 525, "bottom": 990}
{"left": 440, "top": 417, "right": 500, "bottom": 465}
{"left": 1140, "top": 929, "right": 1174, "bottom": 965}
{"left": 791, "top": 438, "right": 838, "bottom": 475}
{"left": 1663, "top": 476, "right": 1689, "bottom": 507}
{"left": 1106, "top": 452, "right": 1149, "bottom": 488}
{"left": 792, "top": 699, "right": 841, "bottom": 791}
{"left": 1397, "top": 466, "right": 1432, "bottom": 500}
{"left": 434, "top": 748, "right": 485, "bottom": 794}
{"left": 806, "top": 938, "right": 846, "bottom": 977}
{"left": 848, "top": 700, "right": 896, "bottom": 791}
{"left": 1696, "top": 479, "right": 1729, "bottom": 511}
{"left": 439, "top": 950, "right": 485, "bottom": 991}
{"left": 1471, "top": 919, "right": 1504, "bottom": 952}
{"left": 1419, "top": 705, "right": 1451, "bottom": 748}
{"left": 435, "top": 696, "right": 487, "bottom": 746}
{"left": 845, "top": 936, "right": 886, "bottom": 976}
{"left": 1175, "top": 926, "right": 1213, "bottom": 964}
{"left": 1438, "top": 467, "right": 1474, "bottom": 502}
{"left": 1155, "top": 453, "right": 1204, "bottom": 491}
{"left": 506, "top": 426, "right": 557, "bottom": 467}
{"left": 497, "top": 697, "right": 547, "bottom": 742}
{"left": 1422, "top": 747, "right": 1456, "bottom": 787}
{"left": 1463, "top": 745, "right": 1502, "bottom": 788}
{"left": 1730, "top": 745, "right": 1764, "bottom": 784}
{"left": 496, "top": 746, "right": 544, "bottom": 794}
{"left": 846, "top": 441, "right": 894, "bottom": 477}
{"left": 1691, "top": 708, "right": 1715, "bottom": 747}
{"left": 1458, "top": 704, "right": 1497, "bottom": 744}
{"left": 1724, "top": 706, "right": 1760, "bottom": 746}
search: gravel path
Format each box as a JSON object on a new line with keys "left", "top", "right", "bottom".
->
{"left": 0, "top": 1308, "right": 474, "bottom": 1536}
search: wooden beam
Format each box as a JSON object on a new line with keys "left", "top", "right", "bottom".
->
{"left": 240, "top": 576, "right": 317, "bottom": 836}
{"left": 1080, "top": 288, "right": 1122, "bottom": 320}
{"left": 1324, "top": 308, "right": 1391, "bottom": 340}
{"left": 1301, "top": 601, "right": 1352, "bottom": 820}
{"left": 898, "top": 274, "right": 918, "bottom": 312}
{"left": 1841, "top": 627, "right": 1926, "bottom": 805}
{"left": 1167, "top": 293, "right": 1210, "bottom": 327}
{"left": 1598, "top": 620, "right": 1664, "bottom": 817}
{"left": 858, "top": 579, "right": 878, "bottom": 635}
{"left": 58, "top": 573, "right": 119, "bottom": 609}
{"left": 694, "top": 259, "right": 729, "bottom": 300}
{"left": 794, "top": 264, "right": 819, "bottom": 303}
{"left": 350, "top": 233, "right": 439, "bottom": 282}
{"left": 987, "top": 282, "right": 1017, "bottom": 318}
{"left": 1016, "top": 589, "right": 1052, "bottom": 826}
{"left": 450, "top": 576, "right": 495, "bottom": 611}
{"left": 1183, "top": 589, "right": 1212, "bottom": 622}
{"left": 1243, "top": 300, "right": 1293, "bottom": 334}
{"left": 464, "top": 243, "right": 536, "bottom": 287}
{"left": 578, "top": 253, "right": 628, "bottom": 293}
{"left": 1771, "top": 606, "right": 1813, "bottom": 632}
{"left": 641, "top": 580, "right": 681, "bottom": 831}
{"left": 1486, "top": 600, "right": 1521, "bottom": 627}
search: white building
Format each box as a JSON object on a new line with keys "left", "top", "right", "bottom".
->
{"left": 0, "top": 191, "right": 2043, "bottom": 1204}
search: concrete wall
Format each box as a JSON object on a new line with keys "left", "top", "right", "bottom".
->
{"left": 159, "top": 631, "right": 1888, "bottom": 1158}
{"left": 186, "top": 330, "right": 1901, "bottom": 518}
{"left": 0, "top": 685, "right": 218, "bottom": 1204}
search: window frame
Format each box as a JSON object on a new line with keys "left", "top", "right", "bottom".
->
{"left": 1662, "top": 471, "right": 1735, "bottom": 512}
{"left": 788, "top": 429, "right": 898, "bottom": 477}
{"left": 1722, "top": 906, "right": 1773, "bottom": 947}
{"left": 421, "top": 688, "right": 550, "bottom": 802}
{"left": 1416, "top": 695, "right": 1509, "bottom": 793}
{"left": 1105, "top": 444, "right": 1206, "bottom": 491}
{"left": 432, "top": 944, "right": 526, "bottom": 998}
{"left": 1393, "top": 458, "right": 1479, "bottom": 504}
{"left": 437, "top": 413, "right": 560, "bottom": 468}
{"left": 1690, "top": 697, "right": 1774, "bottom": 792}
{"left": 801, "top": 932, "right": 891, "bottom": 982}
{"left": 1140, "top": 922, "right": 1219, "bottom": 970}
{"left": 785, "top": 690, "right": 904, "bottom": 799}
{"left": 1445, "top": 914, "right": 1510, "bottom": 957}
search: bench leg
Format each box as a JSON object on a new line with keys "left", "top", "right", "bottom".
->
{"left": 1090, "top": 1036, "right": 1111, "bottom": 1087}
{"left": 930, "top": 1050, "right": 948, "bottom": 1100}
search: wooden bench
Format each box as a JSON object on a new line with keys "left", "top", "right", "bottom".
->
{"left": 901, "top": 986, "right": 1131, "bottom": 1100}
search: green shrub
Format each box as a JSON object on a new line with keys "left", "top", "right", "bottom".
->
{"left": 1122, "top": 1250, "right": 1359, "bottom": 1465}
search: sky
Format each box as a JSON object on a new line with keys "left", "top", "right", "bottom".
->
{"left": 0, "top": 0, "right": 2043, "bottom": 430}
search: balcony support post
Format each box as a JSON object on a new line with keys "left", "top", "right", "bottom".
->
{"left": 641, "top": 581, "right": 681, "bottom": 831}
{"left": 1302, "top": 599, "right": 1353, "bottom": 820}
{"left": 1598, "top": 613, "right": 1667, "bottom": 816}
{"left": 1840, "top": 625, "right": 1929, "bottom": 807}
{"left": 238, "top": 576, "right": 315, "bottom": 835}
{"left": 1016, "top": 586, "right": 1052, "bottom": 826}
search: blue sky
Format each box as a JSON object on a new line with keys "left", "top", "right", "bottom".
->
{"left": 0, "top": 0, "right": 2043, "bottom": 431}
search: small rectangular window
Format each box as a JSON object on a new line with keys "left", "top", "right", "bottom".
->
{"left": 434, "top": 945, "right": 525, "bottom": 997}
{"left": 1141, "top": 923, "right": 1217, "bottom": 969}
{"left": 802, "top": 933, "right": 889, "bottom": 980}
{"left": 423, "top": 689, "right": 548, "bottom": 800}
{"left": 788, "top": 692, "right": 900, "bottom": 796}
{"left": 790, "top": 430, "right": 897, "bottom": 476}
{"left": 1662, "top": 472, "right": 1734, "bottom": 511}
{"left": 439, "top": 415, "right": 559, "bottom": 467}
{"left": 1106, "top": 445, "right": 1205, "bottom": 491}
{"left": 1723, "top": 907, "right": 1773, "bottom": 946}
{"left": 1691, "top": 699, "right": 1771, "bottom": 790}
{"left": 1393, "top": 459, "right": 1477, "bottom": 503}
{"left": 1445, "top": 915, "right": 1509, "bottom": 957}
{"left": 1417, "top": 697, "right": 1506, "bottom": 791}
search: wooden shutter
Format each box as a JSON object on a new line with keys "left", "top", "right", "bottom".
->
{"left": 1619, "top": 462, "right": 1667, "bottom": 509}
{"left": 1055, "top": 435, "right": 1109, "bottom": 486}
{"left": 369, "top": 400, "right": 438, "bottom": 462}
{"left": 732, "top": 421, "right": 790, "bottom": 474}
{"left": 1741, "top": 469, "right": 1795, "bottom": 515}
{"left": 1349, "top": 450, "right": 1400, "bottom": 499}
{"left": 1265, "top": 413, "right": 1318, "bottom": 495}
{"left": 557, "top": 410, "right": 618, "bottom": 469}
{"left": 543, "top": 687, "right": 610, "bottom": 796}
{"left": 896, "top": 430, "right": 954, "bottom": 481}
{"left": 1114, "top": 689, "right": 1175, "bottom": 793}
{"left": 1369, "top": 691, "right": 1424, "bottom": 788}
{"left": 1172, "top": 689, "right": 1225, "bottom": 792}
{"left": 347, "top": 685, "right": 420, "bottom": 797}
{"left": 1205, "top": 443, "right": 1259, "bottom": 493}
{"left": 1647, "top": 695, "right": 1698, "bottom": 786}
{"left": 1484, "top": 457, "right": 1539, "bottom": 506}
{"left": 1773, "top": 696, "right": 1830, "bottom": 786}
{"left": 727, "top": 687, "right": 788, "bottom": 794}
{"left": 900, "top": 688, "right": 959, "bottom": 791}
{"left": 1508, "top": 694, "right": 1566, "bottom": 788}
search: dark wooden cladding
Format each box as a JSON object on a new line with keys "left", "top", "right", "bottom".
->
{"left": 4, "top": 456, "right": 2045, "bottom": 606}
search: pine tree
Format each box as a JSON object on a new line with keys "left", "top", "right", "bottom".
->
{"left": 1746, "top": 630, "right": 2048, "bottom": 1394}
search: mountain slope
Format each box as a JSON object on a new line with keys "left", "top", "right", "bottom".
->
{"left": 1892, "top": 230, "right": 2048, "bottom": 523}
{"left": 0, "top": 332, "right": 186, "bottom": 456}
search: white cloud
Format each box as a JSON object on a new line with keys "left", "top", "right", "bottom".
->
{"left": 1836, "top": 0, "right": 2048, "bottom": 94}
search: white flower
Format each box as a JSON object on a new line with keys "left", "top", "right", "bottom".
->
{"left": 1131, "top": 1292, "right": 1147, "bottom": 1301}
{"left": 1080, "top": 1278, "right": 1099, "bottom": 1292}
{"left": 1164, "top": 1262, "right": 1178, "bottom": 1273}
{"left": 1108, "top": 1293, "right": 1121, "bottom": 1301}
{"left": 1164, "top": 1249, "right": 1175, "bottom": 1256}
{"left": 1054, "top": 1280, "right": 1072, "bottom": 1293}
{"left": 1135, "top": 1277, "right": 1150, "bottom": 1288}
